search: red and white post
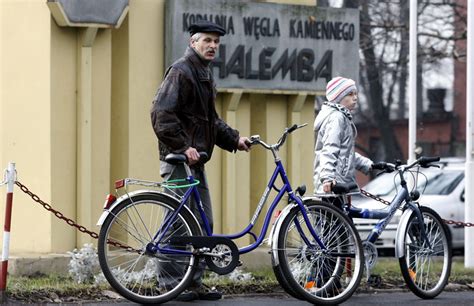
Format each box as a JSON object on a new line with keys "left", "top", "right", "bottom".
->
{"left": 0, "top": 163, "right": 16, "bottom": 302}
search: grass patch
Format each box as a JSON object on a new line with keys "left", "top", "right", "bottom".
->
{"left": 5, "top": 257, "right": 474, "bottom": 302}
{"left": 450, "top": 257, "right": 474, "bottom": 284}
{"left": 365, "top": 257, "right": 474, "bottom": 286}
{"left": 6, "top": 274, "right": 111, "bottom": 303}
{"left": 371, "top": 257, "right": 405, "bottom": 284}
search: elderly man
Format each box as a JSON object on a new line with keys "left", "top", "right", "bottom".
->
{"left": 151, "top": 20, "right": 250, "bottom": 301}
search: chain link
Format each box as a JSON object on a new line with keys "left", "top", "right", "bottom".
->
{"left": 360, "top": 188, "right": 474, "bottom": 227}
{"left": 14, "top": 180, "right": 141, "bottom": 252}
{"left": 443, "top": 220, "right": 474, "bottom": 227}
{"left": 360, "top": 189, "right": 392, "bottom": 206}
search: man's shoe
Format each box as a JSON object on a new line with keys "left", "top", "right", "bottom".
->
{"left": 197, "top": 286, "right": 223, "bottom": 300}
{"left": 175, "top": 289, "right": 199, "bottom": 302}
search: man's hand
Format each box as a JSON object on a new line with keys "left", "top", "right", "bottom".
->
{"left": 237, "top": 137, "right": 251, "bottom": 152}
{"left": 184, "top": 147, "right": 200, "bottom": 165}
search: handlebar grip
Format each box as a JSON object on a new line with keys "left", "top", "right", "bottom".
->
{"left": 332, "top": 182, "right": 358, "bottom": 194}
{"left": 419, "top": 156, "right": 440, "bottom": 164}
{"left": 198, "top": 152, "right": 209, "bottom": 162}
{"left": 287, "top": 124, "right": 298, "bottom": 133}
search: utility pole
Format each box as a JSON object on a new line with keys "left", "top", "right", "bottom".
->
{"left": 408, "top": 0, "right": 418, "bottom": 163}
{"left": 465, "top": 0, "right": 474, "bottom": 268}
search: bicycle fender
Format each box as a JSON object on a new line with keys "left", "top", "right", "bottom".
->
{"left": 395, "top": 203, "right": 417, "bottom": 258}
{"left": 269, "top": 203, "right": 298, "bottom": 266}
{"left": 96, "top": 190, "right": 198, "bottom": 228}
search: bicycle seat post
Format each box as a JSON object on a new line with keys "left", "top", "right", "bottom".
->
{"left": 183, "top": 163, "right": 193, "bottom": 178}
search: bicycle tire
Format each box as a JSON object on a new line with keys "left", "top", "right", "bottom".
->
{"left": 398, "top": 206, "right": 452, "bottom": 299}
{"left": 98, "top": 193, "right": 201, "bottom": 304}
{"left": 272, "top": 255, "right": 304, "bottom": 300}
{"left": 276, "top": 200, "right": 364, "bottom": 305}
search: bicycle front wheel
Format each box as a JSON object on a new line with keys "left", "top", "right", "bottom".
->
{"left": 276, "top": 200, "right": 364, "bottom": 305}
{"left": 98, "top": 193, "right": 201, "bottom": 304}
{"left": 398, "top": 206, "right": 452, "bottom": 299}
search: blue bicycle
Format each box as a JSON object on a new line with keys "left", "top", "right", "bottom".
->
{"left": 96, "top": 124, "right": 364, "bottom": 305}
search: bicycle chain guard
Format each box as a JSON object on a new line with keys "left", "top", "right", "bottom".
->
{"left": 169, "top": 236, "right": 239, "bottom": 275}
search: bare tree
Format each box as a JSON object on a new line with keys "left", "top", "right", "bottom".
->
{"left": 345, "top": 0, "right": 465, "bottom": 161}
{"left": 359, "top": 1, "right": 404, "bottom": 161}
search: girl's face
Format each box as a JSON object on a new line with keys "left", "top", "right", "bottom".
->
{"left": 340, "top": 91, "right": 358, "bottom": 111}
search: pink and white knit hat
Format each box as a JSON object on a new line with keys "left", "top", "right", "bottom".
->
{"left": 325, "top": 77, "right": 357, "bottom": 104}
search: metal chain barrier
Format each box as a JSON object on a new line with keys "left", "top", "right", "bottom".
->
{"left": 360, "top": 188, "right": 474, "bottom": 227}
{"left": 360, "top": 189, "right": 392, "bottom": 206}
{"left": 14, "top": 179, "right": 474, "bottom": 248}
{"left": 15, "top": 180, "right": 141, "bottom": 253}
{"left": 443, "top": 219, "right": 474, "bottom": 227}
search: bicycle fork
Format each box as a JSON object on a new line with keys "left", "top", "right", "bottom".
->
{"left": 293, "top": 201, "right": 328, "bottom": 250}
{"left": 408, "top": 202, "right": 432, "bottom": 249}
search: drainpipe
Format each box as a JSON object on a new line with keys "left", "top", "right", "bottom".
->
{"left": 76, "top": 27, "right": 98, "bottom": 243}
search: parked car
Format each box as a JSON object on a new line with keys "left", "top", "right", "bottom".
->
{"left": 352, "top": 157, "right": 465, "bottom": 252}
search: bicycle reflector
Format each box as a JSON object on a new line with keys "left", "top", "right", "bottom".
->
{"left": 115, "top": 179, "right": 125, "bottom": 189}
{"left": 103, "top": 194, "right": 117, "bottom": 209}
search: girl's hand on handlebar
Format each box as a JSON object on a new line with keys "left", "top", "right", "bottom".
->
{"left": 323, "top": 180, "right": 333, "bottom": 193}
{"left": 372, "top": 162, "right": 387, "bottom": 170}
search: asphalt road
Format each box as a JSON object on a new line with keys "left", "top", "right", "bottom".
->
{"left": 23, "top": 291, "right": 473, "bottom": 305}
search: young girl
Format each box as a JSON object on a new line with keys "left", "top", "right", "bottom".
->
{"left": 313, "top": 76, "right": 375, "bottom": 195}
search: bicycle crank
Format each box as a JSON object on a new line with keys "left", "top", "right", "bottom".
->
{"left": 362, "top": 241, "right": 378, "bottom": 280}
{"left": 169, "top": 236, "right": 239, "bottom": 275}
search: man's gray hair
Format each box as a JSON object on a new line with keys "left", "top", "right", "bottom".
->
{"left": 190, "top": 33, "right": 202, "bottom": 43}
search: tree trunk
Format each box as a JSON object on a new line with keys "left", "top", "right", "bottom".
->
{"left": 398, "top": 0, "right": 409, "bottom": 119}
{"left": 360, "top": 2, "right": 404, "bottom": 161}
{"left": 417, "top": 61, "right": 423, "bottom": 117}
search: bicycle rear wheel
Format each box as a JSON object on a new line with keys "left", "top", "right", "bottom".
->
{"left": 98, "top": 193, "right": 201, "bottom": 304}
{"left": 276, "top": 200, "right": 364, "bottom": 305}
{"left": 398, "top": 206, "right": 451, "bottom": 299}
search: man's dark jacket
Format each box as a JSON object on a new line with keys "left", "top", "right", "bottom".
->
{"left": 151, "top": 47, "right": 239, "bottom": 163}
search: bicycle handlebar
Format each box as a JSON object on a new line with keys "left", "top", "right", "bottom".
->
{"left": 249, "top": 123, "right": 307, "bottom": 150}
{"left": 378, "top": 156, "right": 440, "bottom": 173}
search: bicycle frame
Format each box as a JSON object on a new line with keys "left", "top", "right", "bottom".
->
{"left": 152, "top": 126, "right": 328, "bottom": 257}
{"left": 155, "top": 157, "right": 326, "bottom": 256}
{"left": 346, "top": 166, "right": 431, "bottom": 249}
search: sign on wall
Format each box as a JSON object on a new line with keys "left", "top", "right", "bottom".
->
{"left": 165, "top": 0, "right": 359, "bottom": 92}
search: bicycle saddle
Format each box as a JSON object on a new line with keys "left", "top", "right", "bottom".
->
{"left": 164, "top": 152, "right": 209, "bottom": 165}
